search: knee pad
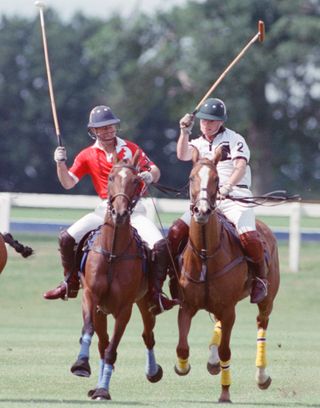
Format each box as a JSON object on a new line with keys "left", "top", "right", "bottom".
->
{"left": 59, "top": 230, "right": 76, "bottom": 250}
{"left": 239, "top": 231, "right": 264, "bottom": 263}
{"left": 167, "top": 219, "right": 189, "bottom": 255}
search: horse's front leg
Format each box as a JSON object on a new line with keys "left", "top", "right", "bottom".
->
{"left": 218, "top": 307, "right": 236, "bottom": 403}
{"left": 137, "top": 295, "right": 163, "bottom": 383}
{"left": 207, "top": 320, "right": 222, "bottom": 375}
{"left": 91, "top": 304, "right": 133, "bottom": 401}
{"left": 174, "top": 304, "right": 197, "bottom": 376}
{"left": 70, "top": 287, "right": 95, "bottom": 378}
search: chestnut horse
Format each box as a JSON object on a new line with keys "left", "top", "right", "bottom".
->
{"left": 71, "top": 154, "right": 162, "bottom": 400}
{"left": 0, "top": 232, "right": 33, "bottom": 274}
{"left": 174, "top": 151, "right": 280, "bottom": 403}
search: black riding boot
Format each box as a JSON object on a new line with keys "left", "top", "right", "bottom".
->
{"left": 149, "top": 239, "right": 179, "bottom": 315}
{"left": 43, "top": 231, "right": 80, "bottom": 300}
{"left": 149, "top": 219, "right": 189, "bottom": 315}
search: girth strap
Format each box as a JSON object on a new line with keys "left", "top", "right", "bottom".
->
{"left": 184, "top": 255, "right": 246, "bottom": 284}
{"left": 93, "top": 246, "right": 143, "bottom": 262}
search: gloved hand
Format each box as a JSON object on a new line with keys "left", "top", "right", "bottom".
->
{"left": 54, "top": 146, "right": 67, "bottom": 163}
{"left": 138, "top": 171, "right": 153, "bottom": 185}
{"left": 179, "top": 113, "right": 194, "bottom": 134}
{"left": 218, "top": 183, "right": 233, "bottom": 199}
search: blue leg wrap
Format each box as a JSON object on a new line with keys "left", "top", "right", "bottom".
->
{"left": 145, "top": 349, "right": 157, "bottom": 377}
{"left": 78, "top": 332, "right": 92, "bottom": 360}
{"left": 98, "top": 363, "right": 113, "bottom": 390}
{"left": 98, "top": 359, "right": 105, "bottom": 384}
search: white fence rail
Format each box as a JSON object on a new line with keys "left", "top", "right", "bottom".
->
{"left": 1, "top": 192, "right": 320, "bottom": 273}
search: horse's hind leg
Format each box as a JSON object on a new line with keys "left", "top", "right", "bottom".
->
{"left": 255, "top": 301, "right": 274, "bottom": 390}
{"left": 137, "top": 295, "right": 163, "bottom": 383}
{"left": 207, "top": 320, "right": 221, "bottom": 375}
{"left": 71, "top": 288, "right": 96, "bottom": 378}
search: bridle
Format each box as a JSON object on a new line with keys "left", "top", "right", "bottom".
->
{"left": 108, "top": 163, "right": 144, "bottom": 215}
{"left": 189, "top": 161, "right": 219, "bottom": 216}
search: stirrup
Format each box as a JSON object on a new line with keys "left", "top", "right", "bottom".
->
{"left": 250, "top": 277, "right": 268, "bottom": 304}
{"left": 256, "top": 277, "right": 268, "bottom": 294}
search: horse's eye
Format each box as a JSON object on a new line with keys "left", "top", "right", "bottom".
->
{"left": 109, "top": 176, "right": 114, "bottom": 182}
{"left": 189, "top": 176, "right": 194, "bottom": 182}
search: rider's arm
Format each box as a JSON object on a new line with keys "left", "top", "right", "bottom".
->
{"left": 177, "top": 128, "right": 194, "bottom": 161}
{"left": 149, "top": 164, "right": 160, "bottom": 183}
{"left": 56, "top": 162, "right": 77, "bottom": 189}
{"left": 226, "top": 158, "right": 247, "bottom": 187}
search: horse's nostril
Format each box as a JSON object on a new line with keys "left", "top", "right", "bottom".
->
{"left": 194, "top": 207, "right": 199, "bottom": 214}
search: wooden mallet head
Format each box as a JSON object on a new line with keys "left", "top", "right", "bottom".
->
{"left": 258, "top": 20, "right": 265, "bottom": 42}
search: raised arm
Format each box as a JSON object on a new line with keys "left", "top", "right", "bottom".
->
{"left": 177, "top": 113, "right": 194, "bottom": 161}
{"left": 54, "top": 146, "right": 77, "bottom": 189}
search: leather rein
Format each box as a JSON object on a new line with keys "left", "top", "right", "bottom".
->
{"left": 185, "top": 161, "right": 246, "bottom": 284}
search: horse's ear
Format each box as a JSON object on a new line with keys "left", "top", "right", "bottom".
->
{"left": 112, "top": 152, "right": 118, "bottom": 164}
{"left": 213, "top": 146, "right": 222, "bottom": 166}
{"left": 132, "top": 149, "right": 140, "bottom": 167}
{"left": 192, "top": 147, "right": 200, "bottom": 164}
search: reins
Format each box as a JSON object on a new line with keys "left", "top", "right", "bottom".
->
{"left": 225, "top": 190, "right": 301, "bottom": 207}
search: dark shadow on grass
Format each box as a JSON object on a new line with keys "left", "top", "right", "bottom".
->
{"left": 0, "top": 399, "right": 149, "bottom": 406}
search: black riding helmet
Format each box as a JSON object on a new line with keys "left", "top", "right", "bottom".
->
{"left": 88, "top": 105, "right": 120, "bottom": 139}
{"left": 196, "top": 98, "right": 227, "bottom": 122}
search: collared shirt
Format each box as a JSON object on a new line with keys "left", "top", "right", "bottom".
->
{"left": 68, "top": 136, "right": 153, "bottom": 199}
{"left": 189, "top": 128, "right": 252, "bottom": 187}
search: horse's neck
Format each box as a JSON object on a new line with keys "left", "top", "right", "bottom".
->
{"left": 101, "top": 217, "right": 133, "bottom": 251}
{"left": 190, "top": 214, "right": 221, "bottom": 250}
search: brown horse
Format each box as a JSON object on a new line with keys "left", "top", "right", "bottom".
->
{"left": 70, "top": 153, "right": 162, "bottom": 400}
{"left": 0, "top": 232, "right": 33, "bottom": 274}
{"left": 174, "top": 150, "right": 280, "bottom": 403}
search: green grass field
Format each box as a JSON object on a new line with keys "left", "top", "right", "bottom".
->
{"left": 0, "top": 235, "right": 320, "bottom": 407}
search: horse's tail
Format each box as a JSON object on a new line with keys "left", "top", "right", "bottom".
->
{"left": 1, "top": 233, "right": 34, "bottom": 258}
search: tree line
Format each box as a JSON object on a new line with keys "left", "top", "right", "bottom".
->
{"left": 0, "top": 0, "right": 319, "bottom": 199}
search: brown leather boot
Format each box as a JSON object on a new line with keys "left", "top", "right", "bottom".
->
{"left": 239, "top": 231, "right": 268, "bottom": 304}
{"left": 149, "top": 219, "right": 189, "bottom": 315}
{"left": 43, "top": 231, "right": 79, "bottom": 300}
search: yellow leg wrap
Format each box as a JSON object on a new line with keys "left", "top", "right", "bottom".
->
{"left": 256, "top": 328, "right": 267, "bottom": 368}
{"left": 177, "top": 357, "right": 189, "bottom": 370}
{"left": 220, "top": 360, "right": 231, "bottom": 386}
{"left": 209, "top": 321, "right": 222, "bottom": 348}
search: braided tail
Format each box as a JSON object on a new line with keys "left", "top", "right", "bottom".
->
{"left": 1, "top": 233, "right": 33, "bottom": 258}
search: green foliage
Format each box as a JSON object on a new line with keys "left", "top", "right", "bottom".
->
{"left": 0, "top": 1, "right": 319, "bottom": 198}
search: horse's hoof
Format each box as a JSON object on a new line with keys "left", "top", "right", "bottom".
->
{"left": 218, "top": 397, "right": 232, "bottom": 403}
{"left": 91, "top": 388, "right": 111, "bottom": 400}
{"left": 146, "top": 364, "right": 163, "bottom": 383}
{"left": 207, "top": 362, "right": 221, "bottom": 375}
{"left": 174, "top": 363, "right": 191, "bottom": 376}
{"left": 70, "top": 358, "right": 91, "bottom": 377}
{"left": 258, "top": 376, "right": 272, "bottom": 390}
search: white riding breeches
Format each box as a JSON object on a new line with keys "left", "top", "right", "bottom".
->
{"left": 67, "top": 198, "right": 163, "bottom": 248}
{"left": 180, "top": 187, "right": 256, "bottom": 235}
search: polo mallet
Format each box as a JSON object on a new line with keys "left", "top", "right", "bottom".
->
{"left": 34, "top": 1, "right": 63, "bottom": 146}
{"left": 193, "top": 20, "right": 265, "bottom": 114}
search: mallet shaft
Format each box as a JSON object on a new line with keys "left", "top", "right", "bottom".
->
{"left": 194, "top": 20, "right": 265, "bottom": 113}
{"left": 36, "top": 3, "right": 62, "bottom": 146}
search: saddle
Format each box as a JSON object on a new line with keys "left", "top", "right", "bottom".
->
{"left": 75, "top": 226, "right": 150, "bottom": 277}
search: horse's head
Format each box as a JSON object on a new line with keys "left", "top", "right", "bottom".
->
{"left": 107, "top": 151, "right": 144, "bottom": 225}
{"left": 189, "top": 147, "right": 221, "bottom": 224}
